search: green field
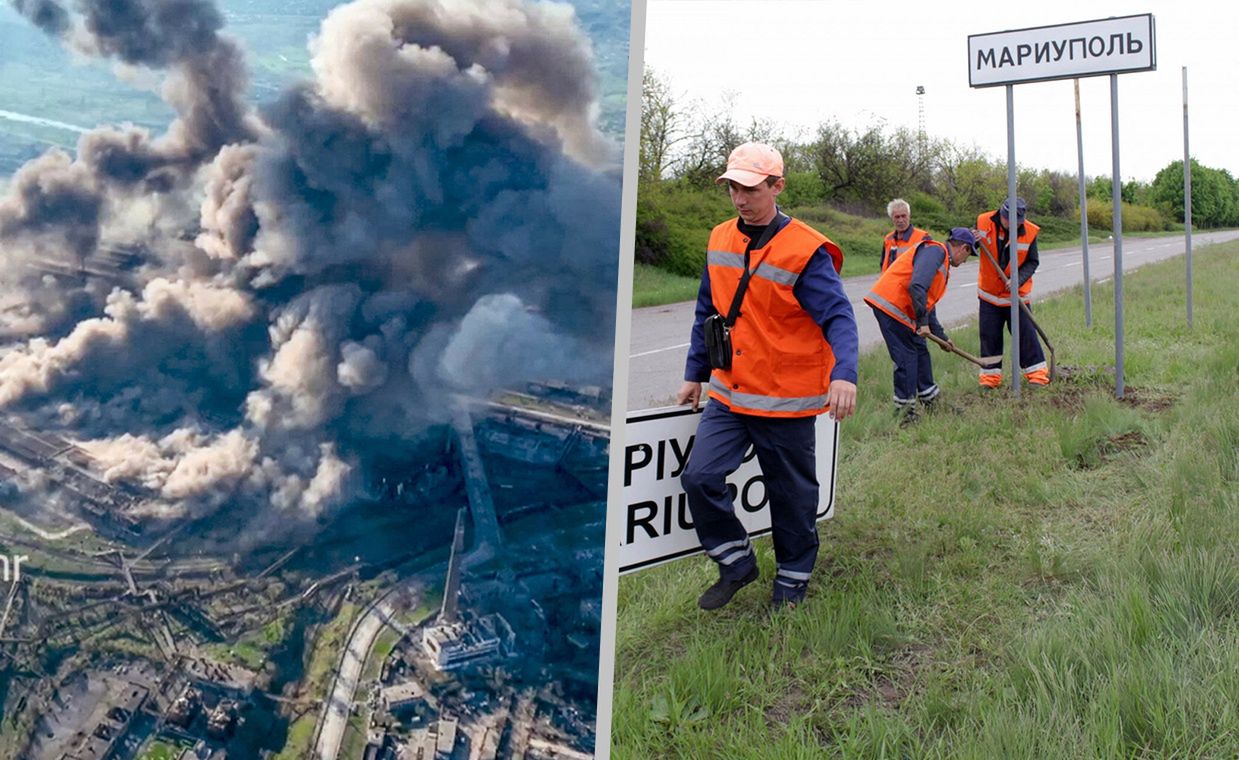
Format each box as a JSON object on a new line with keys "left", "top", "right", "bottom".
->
{"left": 613, "top": 242, "right": 1239, "bottom": 758}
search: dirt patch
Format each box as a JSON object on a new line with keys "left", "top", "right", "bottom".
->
{"left": 1055, "top": 364, "right": 1116, "bottom": 385}
{"left": 838, "top": 643, "right": 929, "bottom": 712}
{"left": 1045, "top": 385, "right": 1091, "bottom": 413}
{"left": 764, "top": 682, "right": 808, "bottom": 728}
{"left": 874, "top": 674, "right": 907, "bottom": 706}
{"left": 1040, "top": 378, "right": 1178, "bottom": 416}
{"left": 1071, "top": 428, "right": 1151, "bottom": 470}
{"left": 1118, "top": 388, "right": 1177, "bottom": 412}
{"left": 810, "top": 645, "right": 930, "bottom": 749}
{"left": 1105, "top": 430, "right": 1149, "bottom": 454}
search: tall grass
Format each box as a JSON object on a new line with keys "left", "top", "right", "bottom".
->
{"left": 613, "top": 242, "right": 1239, "bottom": 759}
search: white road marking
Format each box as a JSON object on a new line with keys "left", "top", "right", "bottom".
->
{"left": 631, "top": 342, "right": 689, "bottom": 359}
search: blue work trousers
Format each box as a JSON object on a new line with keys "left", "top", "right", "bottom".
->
{"left": 680, "top": 401, "right": 820, "bottom": 597}
{"left": 872, "top": 306, "right": 938, "bottom": 407}
{"left": 978, "top": 299, "right": 1046, "bottom": 371}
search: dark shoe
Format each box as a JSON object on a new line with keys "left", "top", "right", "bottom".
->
{"left": 898, "top": 406, "right": 920, "bottom": 427}
{"left": 698, "top": 565, "right": 758, "bottom": 610}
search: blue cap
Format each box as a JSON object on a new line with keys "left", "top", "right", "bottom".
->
{"left": 948, "top": 227, "right": 976, "bottom": 252}
{"left": 1000, "top": 197, "right": 1027, "bottom": 220}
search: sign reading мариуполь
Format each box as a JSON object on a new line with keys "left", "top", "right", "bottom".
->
{"left": 619, "top": 403, "right": 837, "bottom": 574}
{"left": 968, "top": 14, "right": 1155, "bottom": 88}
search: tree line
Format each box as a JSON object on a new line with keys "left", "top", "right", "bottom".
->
{"left": 638, "top": 69, "right": 1239, "bottom": 274}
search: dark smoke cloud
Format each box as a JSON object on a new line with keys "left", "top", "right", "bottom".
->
{"left": 11, "top": 0, "right": 67, "bottom": 34}
{"left": 14, "top": 0, "right": 255, "bottom": 162}
{"left": 1, "top": 0, "right": 259, "bottom": 336}
{"left": 0, "top": 0, "right": 621, "bottom": 539}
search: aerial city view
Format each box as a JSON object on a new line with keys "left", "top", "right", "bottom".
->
{"left": 0, "top": 0, "right": 630, "bottom": 758}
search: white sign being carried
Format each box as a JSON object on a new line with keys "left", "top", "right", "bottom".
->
{"left": 618, "top": 403, "right": 838, "bottom": 574}
{"left": 968, "top": 14, "right": 1155, "bottom": 88}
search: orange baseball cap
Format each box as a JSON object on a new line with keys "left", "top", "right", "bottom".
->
{"left": 716, "top": 142, "right": 783, "bottom": 187}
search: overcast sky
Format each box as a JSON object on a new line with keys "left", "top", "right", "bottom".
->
{"left": 642, "top": 0, "right": 1238, "bottom": 183}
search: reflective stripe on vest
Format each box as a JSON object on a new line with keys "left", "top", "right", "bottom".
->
{"left": 881, "top": 227, "right": 929, "bottom": 272}
{"left": 705, "top": 216, "right": 841, "bottom": 418}
{"left": 863, "top": 240, "right": 951, "bottom": 332}
{"left": 706, "top": 250, "right": 800, "bottom": 286}
{"left": 709, "top": 377, "right": 830, "bottom": 414}
{"left": 975, "top": 212, "right": 1038, "bottom": 302}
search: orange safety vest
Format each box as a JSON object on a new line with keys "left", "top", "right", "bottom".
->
{"left": 975, "top": 211, "right": 1039, "bottom": 306}
{"left": 881, "top": 227, "right": 930, "bottom": 272}
{"left": 705, "top": 217, "right": 844, "bottom": 418}
{"left": 863, "top": 240, "right": 951, "bottom": 330}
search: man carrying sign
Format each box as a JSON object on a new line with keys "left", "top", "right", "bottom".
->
{"left": 675, "top": 142, "right": 859, "bottom": 610}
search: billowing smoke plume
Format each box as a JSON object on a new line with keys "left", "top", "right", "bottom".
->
{"left": 0, "top": 0, "right": 621, "bottom": 539}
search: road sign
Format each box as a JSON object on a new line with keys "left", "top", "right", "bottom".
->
{"left": 968, "top": 14, "right": 1155, "bottom": 399}
{"left": 968, "top": 14, "right": 1155, "bottom": 88}
{"left": 618, "top": 403, "right": 838, "bottom": 574}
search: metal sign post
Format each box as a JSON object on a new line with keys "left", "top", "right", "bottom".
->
{"left": 1110, "top": 74, "right": 1125, "bottom": 398}
{"left": 1006, "top": 85, "right": 1021, "bottom": 397}
{"left": 968, "top": 14, "right": 1156, "bottom": 399}
{"left": 1075, "top": 79, "right": 1092, "bottom": 327}
{"left": 1183, "top": 66, "right": 1193, "bottom": 327}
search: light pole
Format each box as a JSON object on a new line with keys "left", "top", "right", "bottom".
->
{"left": 916, "top": 85, "right": 926, "bottom": 145}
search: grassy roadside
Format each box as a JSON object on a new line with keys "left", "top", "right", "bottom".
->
{"left": 612, "top": 241, "right": 1239, "bottom": 758}
{"left": 633, "top": 263, "right": 701, "bottom": 308}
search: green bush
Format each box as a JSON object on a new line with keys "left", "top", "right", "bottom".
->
{"left": 1032, "top": 214, "right": 1085, "bottom": 246}
{"left": 828, "top": 232, "right": 881, "bottom": 273}
{"left": 787, "top": 208, "right": 891, "bottom": 274}
{"left": 634, "top": 196, "right": 672, "bottom": 267}
{"left": 909, "top": 191, "right": 947, "bottom": 216}
{"left": 1150, "top": 159, "right": 1239, "bottom": 227}
{"left": 635, "top": 182, "right": 733, "bottom": 277}
{"left": 782, "top": 204, "right": 850, "bottom": 228}
{"left": 909, "top": 212, "right": 972, "bottom": 240}
{"left": 1084, "top": 200, "right": 1167, "bottom": 232}
{"left": 780, "top": 171, "right": 825, "bottom": 208}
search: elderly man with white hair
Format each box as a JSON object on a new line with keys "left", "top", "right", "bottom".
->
{"left": 880, "top": 198, "right": 931, "bottom": 272}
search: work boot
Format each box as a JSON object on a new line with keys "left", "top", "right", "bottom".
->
{"left": 1024, "top": 367, "right": 1051, "bottom": 386}
{"left": 898, "top": 405, "right": 920, "bottom": 427}
{"left": 698, "top": 565, "right": 758, "bottom": 610}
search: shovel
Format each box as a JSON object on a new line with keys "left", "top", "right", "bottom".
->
{"left": 924, "top": 332, "right": 1004, "bottom": 368}
{"left": 977, "top": 244, "right": 1058, "bottom": 381}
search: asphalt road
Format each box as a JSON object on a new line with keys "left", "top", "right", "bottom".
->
{"left": 626, "top": 231, "right": 1239, "bottom": 411}
{"left": 315, "top": 591, "right": 403, "bottom": 760}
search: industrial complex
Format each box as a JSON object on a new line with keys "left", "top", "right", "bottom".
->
{"left": 0, "top": 385, "right": 609, "bottom": 760}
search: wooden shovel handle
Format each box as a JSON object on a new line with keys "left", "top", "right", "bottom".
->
{"left": 925, "top": 333, "right": 996, "bottom": 367}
